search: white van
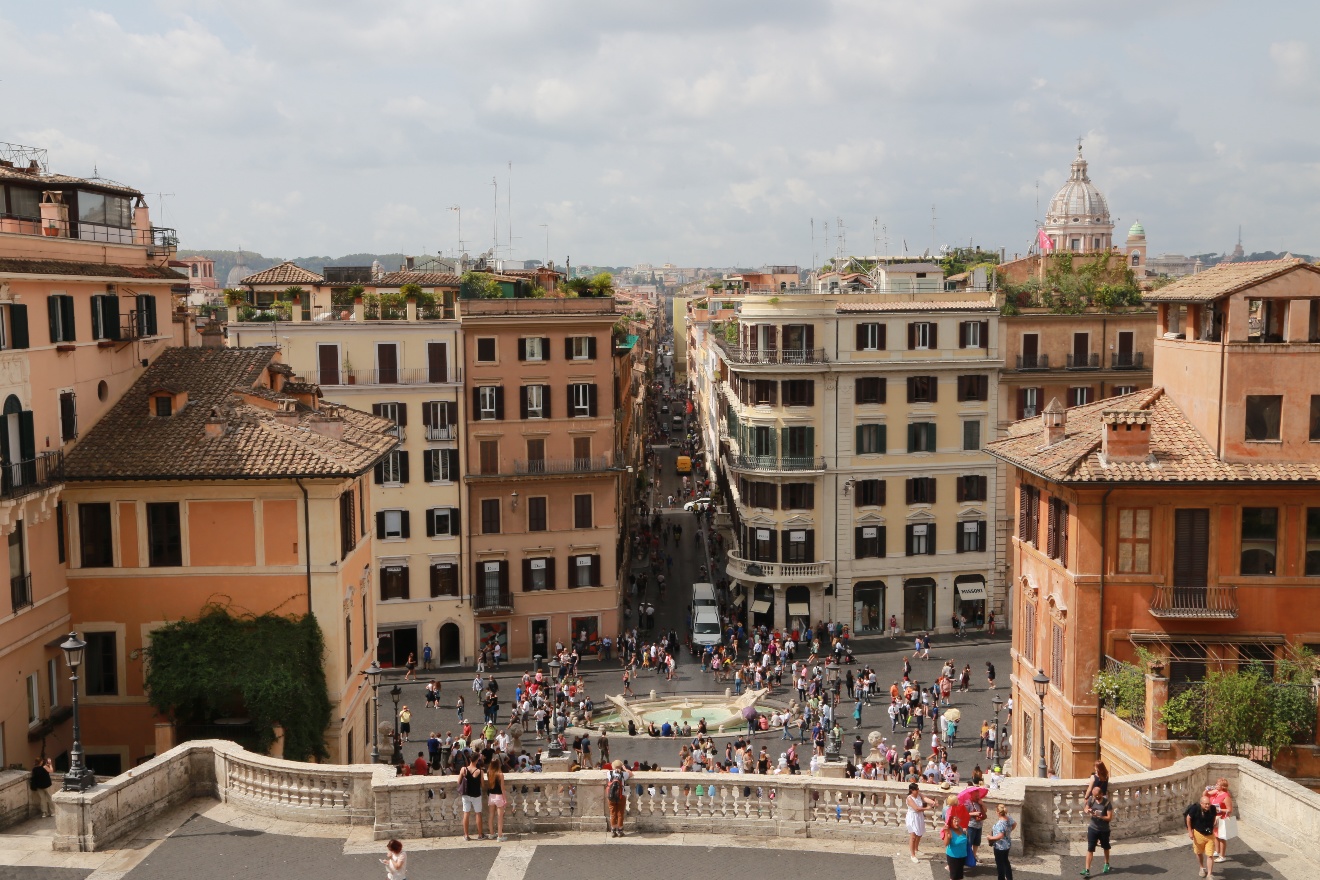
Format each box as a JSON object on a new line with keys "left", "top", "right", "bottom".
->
{"left": 690, "top": 582, "right": 716, "bottom": 619}
{"left": 692, "top": 607, "right": 722, "bottom": 650}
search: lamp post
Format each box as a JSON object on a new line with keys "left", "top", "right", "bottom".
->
{"left": 59, "top": 632, "right": 95, "bottom": 792}
{"left": 1032, "top": 669, "right": 1050, "bottom": 779}
{"left": 389, "top": 685, "right": 403, "bottom": 765}
{"left": 364, "top": 661, "right": 382, "bottom": 764}
{"left": 991, "top": 694, "right": 1004, "bottom": 769}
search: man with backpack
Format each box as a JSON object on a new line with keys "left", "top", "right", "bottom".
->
{"left": 605, "top": 759, "right": 632, "bottom": 838}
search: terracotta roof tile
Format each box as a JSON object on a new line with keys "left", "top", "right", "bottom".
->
{"left": 374, "top": 271, "right": 460, "bottom": 286}
{"left": 64, "top": 348, "right": 396, "bottom": 481}
{"left": 1143, "top": 258, "right": 1320, "bottom": 303}
{"left": 0, "top": 166, "right": 142, "bottom": 196}
{"left": 836, "top": 299, "right": 996, "bottom": 313}
{"left": 240, "top": 261, "right": 324, "bottom": 286}
{"left": 0, "top": 259, "right": 185, "bottom": 280}
{"left": 986, "top": 387, "right": 1320, "bottom": 484}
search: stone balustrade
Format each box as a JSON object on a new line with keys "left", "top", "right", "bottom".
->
{"left": 49, "top": 742, "right": 1320, "bottom": 856}
{"left": 0, "top": 769, "right": 34, "bottom": 829}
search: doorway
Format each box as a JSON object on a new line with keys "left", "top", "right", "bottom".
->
{"left": 530, "top": 619, "right": 549, "bottom": 660}
{"left": 438, "top": 622, "right": 461, "bottom": 666}
{"left": 376, "top": 625, "right": 417, "bottom": 668}
{"left": 853, "top": 580, "right": 884, "bottom": 634}
{"left": 903, "top": 578, "right": 935, "bottom": 632}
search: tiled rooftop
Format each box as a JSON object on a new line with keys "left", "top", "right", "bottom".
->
{"left": 374, "top": 271, "right": 460, "bottom": 286}
{"left": 0, "top": 258, "right": 185, "bottom": 280}
{"left": 64, "top": 348, "right": 396, "bottom": 481}
{"left": 1142, "top": 257, "right": 1320, "bottom": 303}
{"left": 986, "top": 387, "right": 1320, "bottom": 483}
{"left": 0, "top": 164, "right": 142, "bottom": 196}
{"left": 836, "top": 299, "right": 996, "bottom": 313}
{"left": 239, "top": 261, "right": 325, "bottom": 286}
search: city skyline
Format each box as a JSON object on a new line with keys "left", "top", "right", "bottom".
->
{"left": 4, "top": 1, "right": 1318, "bottom": 265}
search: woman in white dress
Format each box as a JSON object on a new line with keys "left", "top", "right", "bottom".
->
{"left": 906, "top": 782, "right": 936, "bottom": 862}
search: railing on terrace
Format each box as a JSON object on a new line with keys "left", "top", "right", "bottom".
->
{"left": 1015, "top": 354, "right": 1050, "bottom": 370}
{"left": 714, "top": 337, "right": 829, "bottom": 364}
{"left": 512, "top": 455, "right": 614, "bottom": 475}
{"left": 0, "top": 214, "right": 177, "bottom": 251}
{"left": 1112, "top": 351, "right": 1146, "bottom": 369}
{"left": 315, "top": 368, "right": 457, "bottom": 387}
{"left": 726, "top": 554, "right": 832, "bottom": 581}
{"left": 10, "top": 572, "right": 31, "bottom": 613}
{"left": 726, "top": 453, "right": 826, "bottom": 473}
{"left": 1067, "top": 353, "right": 1101, "bottom": 370}
{"left": 1149, "top": 584, "right": 1238, "bottom": 619}
{"left": 1, "top": 451, "right": 63, "bottom": 501}
{"left": 472, "top": 587, "right": 513, "bottom": 613}
{"left": 425, "top": 425, "right": 458, "bottom": 442}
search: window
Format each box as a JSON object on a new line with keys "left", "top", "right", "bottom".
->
{"left": 748, "top": 425, "right": 775, "bottom": 457}
{"left": 90, "top": 294, "right": 120, "bottom": 341}
{"left": 524, "top": 557, "right": 554, "bottom": 591}
{"left": 783, "top": 380, "right": 814, "bottom": 406}
{"left": 1019, "top": 387, "right": 1041, "bottom": 419}
{"left": 8, "top": 521, "right": 27, "bottom": 610}
{"left": 53, "top": 390, "right": 76, "bottom": 442}
{"left": 783, "top": 425, "right": 813, "bottom": 458}
{"left": 956, "top": 475, "right": 987, "bottom": 502}
{"left": 573, "top": 437, "right": 592, "bottom": 468}
{"left": 47, "top": 658, "right": 59, "bottom": 709}
{"left": 855, "top": 479, "right": 884, "bottom": 506}
{"left": 56, "top": 501, "right": 65, "bottom": 564}
{"left": 1116, "top": 508, "right": 1151, "bottom": 573}
{"left": 524, "top": 384, "right": 545, "bottom": 418}
{"left": 856, "top": 377, "right": 886, "bottom": 404}
{"left": 856, "top": 323, "right": 884, "bottom": 351}
{"left": 528, "top": 497, "right": 548, "bottom": 532}
{"left": 1021, "top": 712, "right": 1034, "bottom": 764}
{"left": 1050, "top": 623, "right": 1064, "bottom": 688}
{"left": 423, "top": 400, "right": 458, "bottom": 438}
{"left": 1173, "top": 508, "right": 1210, "bottom": 592}
{"left": 741, "top": 479, "right": 777, "bottom": 508}
{"left": 146, "top": 502, "right": 182, "bottom": 567}
{"left": 376, "top": 450, "right": 407, "bottom": 484}
{"left": 377, "top": 509, "right": 408, "bottom": 540}
{"left": 427, "top": 342, "right": 449, "bottom": 383}
{"left": 963, "top": 420, "right": 981, "bottom": 451}
{"left": 374, "top": 401, "right": 405, "bottom": 436}
{"left": 569, "top": 336, "right": 596, "bottom": 360}
{"left": 47, "top": 294, "right": 76, "bottom": 343}
{"left": 907, "top": 376, "right": 938, "bottom": 403}
{"left": 339, "top": 487, "right": 356, "bottom": 559}
{"left": 908, "top": 321, "right": 936, "bottom": 350}
{"left": 1113, "top": 385, "right": 1137, "bottom": 396}
{"left": 1046, "top": 497, "right": 1069, "bottom": 562}
{"left": 784, "top": 529, "right": 812, "bottom": 563}
{"left": 856, "top": 423, "right": 886, "bottom": 454}
{"left": 571, "top": 554, "right": 600, "bottom": 587}
{"left": 476, "top": 338, "right": 497, "bottom": 362}
{"left": 1240, "top": 507, "right": 1278, "bottom": 575}
{"left": 958, "top": 520, "right": 987, "bottom": 553}
{"left": 570, "top": 383, "right": 598, "bottom": 417}
{"left": 426, "top": 508, "right": 459, "bottom": 538}
{"left": 906, "top": 523, "right": 935, "bottom": 556}
{"left": 574, "top": 494, "right": 594, "bottom": 529}
{"left": 376, "top": 342, "right": 399, "bottom": 383}
{"left": 1068, "top": 386, "right": 1091, "bottom": 407}
{"left": 748, "top": 527, "right": 777, "bottom": 561}
{"left": 782, "top": 483, "right": 814, "bottom": 509}
{"left": 1310, "top": 396, "right": 1320, "bottom": 441}
{"left": 907, "top": 422, "right": 936, "bottom": 453}
{"left": 423, "top": 448, "right": 459, "bottom": 483}
{"left": 1022, "top": 601, "right": 1037, "bottom": 664}
{"left": 27, "top": 673, "right": 39, "bottom": 725}
{"left": 430, "top": 562, "right": 459, "bottom": 597}
{"left": 959, "top": 321, "right": 987, "bottom": 348}
{"left": 752, "top": 379, "right": 777, "bottom": 405}
{"left": 524, "top": 438, "right": 546, "bottom": 472}
{"left": 479, "top": 441, "right": 499, "bottom": 476}
{"left": 1018, "top": 485, "right": 1040, "bottom": 545}
{"left": 84, "top": 631, "right": 118, "bottom": 696}
{"left": 480, "top": 499, "right": 501, "bottom": 535}
{"left": 520, "top": 337, "right": 547, "bottom": 361}
{"left": 154, "top": 396, "right": 173, "bottom": 417}
{"left": 956, "top": 375, "right": 987, "bottom": 402}
{"left": 1307, "top": 509, "right": 1320, "bottom": 576}
{"left": 855, "top": 525, "right": 885, "bottom": 558}
{"left": 79, "top": 503, "right": 114, "bottom": 567}
{"left": 1245, "top": 395, "right": 1282, "bottom": 441}
{"left": 906, "top": 477, "right": 936, "bottom": 504}
{"left": 380, "top": 563, "right": 409, "bottom": 601}
{"left": 476, "top": 386, "right": 502, "bottom": 421}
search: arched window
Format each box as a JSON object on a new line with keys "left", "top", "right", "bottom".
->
{"left": 1131, "top": 253, "right": 1141, "bottom": 267}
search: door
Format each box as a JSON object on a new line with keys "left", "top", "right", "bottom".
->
{"left": 903, "top": 578, "right": 935, "bottom": 632}
{"left": 1072, "top": 333, "right": 1089, "bottom": 367}
{"left": 1021, "top": 333, "right": 1038, "bottom": 367}
{"left": 427, "top": 342, "right": 448, "bottom": 383}
{"left": 317, "top": 344, "right": 339, "bottom": 385}
{"left": 1117, "top": 331, "right": 1133, "bottom": 366}
{"left": 438, "top": 622, "right": 461, "bottom": 666}
{"left": 377, "top": 344, "right": 399, "bottom": 384}
{"left": 853, "top": 581, "right": 884, "bottom": 633}
{"left": 530, "top": 619, "right": 549, "bottom": 660}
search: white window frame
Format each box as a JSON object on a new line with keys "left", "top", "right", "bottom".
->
{"left": 571, "top": 383, "right": 591, "bottom": 417}
{"left": 525, "top": 337, "right": 544, "bottom": 361}
{"left": 1113, "top": 385, "right": 1137, "bottom": 396}
{"left": 960, "top": 520, "right": 986, "bottom": 552}
{"left": 381, "top": 509, "right": 405, "bottom": 540}
{"left": 380, "top": 451, "right": 404, "bottom": 485}
{"left": 427, "top": 449, "right": 456, "bottom": 483}
{"left": 429, "top": 508, "right": 454, "bottom": 537}
{"left": 963, "top": 321, "right": 981, "bottom": 347}
{"left": 910, "top": 524, "right": 930, "bottom": 555}
{"left": 913, "top": 322, "right": 933, "bottom": 349}
{"left": 1023, "top": 387, "right": 1039, "bottom": 418}
{"left": 26, "top": 672, "right": 39, "bottom": 726}
{"left": 571, "top": 336, "right": 591, "bottom": 360}
{"left": 479, "top": 386, "right": 498, "bottom": 419}
{"left": 528, "top": 557, "right": 549, "bottom": 591}
{"left": 527, "top": 385, "right": 544, "bottom": 418}
{"left": 47, "top": 658, "right": 59, "bottom": 709}
{"left": 573, "top": 554, "right": 593, "bottom": 587}
{"left": 859, "top": 323, "right": 880, "bottom": 351}
{"left": 1071, "top": 386, "right": 1092, "bottom": 406}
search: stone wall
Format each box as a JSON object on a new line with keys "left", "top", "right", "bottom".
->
{"left": 0, "top": 770, "right": 33, "bottom": 829}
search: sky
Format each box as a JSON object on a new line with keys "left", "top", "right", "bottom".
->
{"left": 4, "top": 1, "right": 1319, "bottom": 267}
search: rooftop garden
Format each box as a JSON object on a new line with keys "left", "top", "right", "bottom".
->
{"left": 999, "top": 252, "right": 1147, "bottom": 316}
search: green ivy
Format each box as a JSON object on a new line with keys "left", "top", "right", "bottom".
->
{"left": 144, "top": 605, "right": 333, "bottom": 761}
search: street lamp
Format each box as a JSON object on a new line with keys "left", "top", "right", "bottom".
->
{"left": 389, "top": 685, "right": 403, "bottom": 765}
{"left": 548, "top": 657, "right": 561, "bottom": 691}
{"left": 1032, "top": 669, "right": 1050, "bottom": 779}
{"left": 364, "top": 661, "right": 382, "bottom": 764}
{"left": 991, "top": 694, "right": 1004, "bottom": 769}
{"left": 59, "top": 632, "right": 95, "bottom": 792}
{"left": 824, "top": 660, "right": 840, "bottom": 707}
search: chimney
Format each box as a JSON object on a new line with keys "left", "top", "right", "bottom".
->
{"left": 200, "top": 321, "right": 225, "bottom": 349}
{"left": 40, "top": 191, "right": 69, "bottom": 237}
{"left": 204, "top": 407, "right": 226, "bottom": 438}
{"left": 274, "top": 398, "right": 301, "bottom": 427}
{"left": 1041, "top": 397, "right": 1066, "bottom": 446}
{"left": 1101, "top": 410, "right": 1152, "bottom": 461}
{"left": 308, "top": 404, "right": 344, "bottom": 439}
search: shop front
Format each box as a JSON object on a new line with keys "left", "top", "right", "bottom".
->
{"left": 786, "top": 585, "right": 811, "bottom": 636}
{"left": 852, "top": 580, "right": 885, "bottom": 634}
{"left": 955, "top": 576, "right": 988, "bottom": 627}
{"left": 903, "top": 577, "right": 936, "bottom": 632}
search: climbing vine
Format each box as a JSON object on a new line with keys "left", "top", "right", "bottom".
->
{"left": 144, "top": 605, "right": 332, "bottom": 761}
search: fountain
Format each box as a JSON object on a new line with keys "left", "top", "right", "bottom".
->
{"left": 596, "top": 688, "right": 774, "bottom": 733}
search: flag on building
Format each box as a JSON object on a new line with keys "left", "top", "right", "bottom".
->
{"left": 1037, "top": 228, "right": 1055, "bottom": 253}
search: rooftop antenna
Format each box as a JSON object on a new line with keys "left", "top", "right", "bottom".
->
{"left": 873, "top": 217, "right": 879, "bottom": 260}
{"left": 507, "top": 161, "right": 513, "bottom": 261}
{"left": 1035, "top": 180, "right": 1040, "bottom": 224}
{"left": 835, "top": 216, "right": 846, "bottom": 266}
{"left": 148, "top": 191, "right": 175, "bottom": 225}
{"left": 930, "top": 203, "right": 937, "bottom": 255}
{"left": 491, "top": 177, "right": 499, "bottom": 258}
{"left": 540, "top": 223, "right": 549, "bottom": 267}
{"left": 882, "top": 223, "right": 889, "bottom": 256}
{"left": 810, "top": 218, "right": 816, "bottom": 276}
{"left": 823, "top": 220, "right": 830, "bottom": 265}
{"left": 449, "top": 205, "right": 465, "bottom": 255}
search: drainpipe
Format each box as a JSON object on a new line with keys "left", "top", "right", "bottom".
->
{"left": 296, "top": 478, "right": 313, "bottom": 617}
{"left": 1216, "top": 308, "right": 1227, "bottom": 458}
{"left": 1096, "top": 486, "right": 1114, "bottom": 763}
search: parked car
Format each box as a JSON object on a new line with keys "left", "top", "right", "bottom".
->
{"left": 684, "top": 497, "right": 712, "bottom": 512}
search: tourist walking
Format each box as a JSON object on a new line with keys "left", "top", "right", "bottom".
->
{"left": 606, "top": 759, "right": 631, "bottom": 838}
{"left": 485, "top": 757, "right": 508, "bottom": 841}
{"left": 988, "top": 804, "right": 1016, "bottom": 880}
{"left": 905, "top": 782, "right": 936, "bottom": 861}
{"left": 1185, "top": 792, "right": 1220, "bottom": 879}
{"left": 380, "top": 839, "right": 407, "bottom": 880}
{"left": 1081, "top": 784, "right": 1113, "bottom": 876}
{"left": 28, "top": 757, "right": 53, "bottom": 818}
{"left": 1208, "top": 778, "right": 1233, "bottom": 863}
{"left": 404, "top": 652, "right": 417, "bottom": 681}
{"left": 945, "top": 815, "right": 970, "bottom": 880}
{"left": 399, "top": 705, "right": 412, "bottom": 742}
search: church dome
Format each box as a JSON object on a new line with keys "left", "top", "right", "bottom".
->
{"left": 1127, "top": 220, "right": 1145, "bottom": 239}
{"left": 1045, "top": 145, "right": 1110, "bottom": 225}
{"left": 225, "top": 252, "right": 252, "bottom": 287}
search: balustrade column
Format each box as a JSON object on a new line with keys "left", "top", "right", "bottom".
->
{"left": 1145, "top": 670, "right": 1168, "bottom": 740}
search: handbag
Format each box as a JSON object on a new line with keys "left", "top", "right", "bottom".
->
{"left": 1217, "top": 816, "right": 1237, "bottom": 840}
{"left": 965, "top": 849, "right": 977, "bottom": 868}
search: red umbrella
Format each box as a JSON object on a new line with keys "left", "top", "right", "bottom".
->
{"left": 958, "top": 786, "right": 989, "bottom": 804}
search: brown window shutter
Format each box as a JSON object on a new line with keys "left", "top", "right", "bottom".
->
{"left": 523, "top": 558, "right": 533, "bottom": 591}
{"left": 1046, "top": 499, "right": 1058, "bottom": 558}
{"left": 907, "top": 377, "right": 918, "bottom": 402}
{"left": 929, "top": 377, "right": 937, "bottom": 402}
{"left": 1016, "top": 389, "right": 1025, "bottom": 420}
{"left": 541, "top": 385, "right": 552, "bottom": 419}
{"left": 541, "top": 338, "right": 551, "bottom": 359}
{"left": 590, "top": 555, "right": 601, "bottom": 586}
{"left": 547, "top": 557, "right": 557, "bottom": 590}
{"left": 494, "top": 386, "right": 505, "bottom": 420}
{"left": 907, "top": 322, "right": 916, "bottom": 349}
{"left": 768, "top": 381, "right": 777, "bottom": 406}
{"left": 517, "top": 339, "right": 527, "bottom": 361}
{"left": 396, "top": 403, "right": 407, "bottom": 426}
{"left": 520, "top": 387, "right": 530, "bottom": 419}
{"left": 979, "top": 322, "right": 989, "bottom": 348}
{"left": 929, "top": 323, "right": 938, "bottom": 349}
{"left": 956, "top": 477, "right": 966, "bottom": 503}
{"left": 428, "top": 342, "right": 448, "bottom": 382}
{"left": 472, "top": 387, "right": 482, "bottom": 421}
{"left": 856, "top": 324, "right": 867, "bottom": 349}
{"left": 372, "top": 403, "right": 383, "bottom": 417}
{"left": 1018, "top": 487, "right": 1030, "bottom": 540}
{"left": 959, "top": 322, "right": 968, "bottom": 348}
{"left": 422, "top": 402, "right": 434, "bottom": 427}
{"left": 805, "top": 325, "right": 815, "bottom": 351}
{"left": 499, "top": 561, "right": 509, "bottom": 593}
{"left": 878, "top": 324, "right": 886, "bottom": 350}
{"left": 905, "top": 479, "right": 915, "bottom": 504}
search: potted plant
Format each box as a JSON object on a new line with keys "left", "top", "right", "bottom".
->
{"left": 343, "top": 354, "right": 356, "bottom": 384}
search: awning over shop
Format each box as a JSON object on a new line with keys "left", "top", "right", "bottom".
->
{"left": 956, "top": 580, "right": 988, "bottom": 600}
{"left": 732, "top": 593, "right": 746, "bottom": 607}
{"left": 788, "top": 602, "right": 810, "bottom": 618}
{"left": 751, "top": 600, "right": 772, "bottom": 614}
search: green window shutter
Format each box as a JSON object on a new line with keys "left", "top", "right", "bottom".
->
{"left": 47, "top": 296, "right": 61, "bottom": 343}
{"left": 10, "top": 304, "right": 29, "bottom": 349}
{"left": 908, "top": 423, "right": 918, "bottom": 452}
{"left": 877, "top": 424, "right": 887, "bottom": 454}
{"left": 805, "top": 426, "right": 814, "bottom": 458}
{"left": 925, "top": 423, "right": 937, "bottom": 452}
{"left": 855, "top": 425, "right": 864, "bottom": 453}
{"left": 781, "top": 427, "right": 789, "bottom": 458}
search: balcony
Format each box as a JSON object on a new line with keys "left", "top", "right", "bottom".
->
{"left": 1111, "top": 351, "right": 1146, "bottom": 370}
{"left": 714, "top": 338, "right": 829, "bottom": 365}
{"left": 0, "top": 215, "right": 177, "bottom": 253}
{"left": 425, "top": 425, "right": 458, "bottom": 442}
{"left": 1066, "top": 353, "right": 1101, "bottom": 370}
{"left": 726, "top": 453, "right": 826, "bottom": 474}
{"left": 512, "top": 455, "right": 614, "bottom": 476}
{"left": 1015, "top": 354, "right": 1049, "bottom": 371}
{"left": 10, "top": 572, "right": 31, "bottom": 613}
{"left": 472, "top": 587, "right": 513, "bottom": 615}
{"left": 726, "top": 554, "right": 832, "bottom": 583}
{"left": 315, "top": 368, "right": 457, "bottom": 387}
{"left": 1, "top": 451, "right": 63, "bottom": 501}
{"left": 1149, "top": 584, "right": 1238, "bottom": 619}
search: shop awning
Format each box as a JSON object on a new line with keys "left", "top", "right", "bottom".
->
{"left": 956, "top": 580, "right": 988, "bottom": 600}
{"left": 751, "top": 600, "right": 772, "bottom": 614}
{"left": 788, "top": 602, "right": 810, "bottom": 618}
{"left": 732, "top": 593, "right": 746, "bottom": 607}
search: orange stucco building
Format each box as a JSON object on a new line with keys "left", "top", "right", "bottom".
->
{"left": 988, "top": 259, "right": 1320, "bottom": 779}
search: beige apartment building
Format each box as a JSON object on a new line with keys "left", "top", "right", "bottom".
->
{"left": 228, "top": 280, "right": 469, "bottom": 669}
{"left": 0, "top": 155, "right": 179, "bottom": 772}
{"left": 694, "top": 277, "right": 1001, "bottom": 637}
{"left": 461, "top": 296, "right": 626, "bottom": 661}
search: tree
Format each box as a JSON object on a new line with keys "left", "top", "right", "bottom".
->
{"left": 461, "top": 271, "right": 504, "bottom": 299}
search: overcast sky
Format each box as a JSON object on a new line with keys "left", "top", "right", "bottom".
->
{"left": 5, "top": 1, "right": 1318, "bottom": 266}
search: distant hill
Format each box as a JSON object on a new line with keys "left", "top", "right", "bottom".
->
{"left": 1190, "top": 250, "right": 1315, "bottom": 268}
{"left": 178, "top": 249, "right": 414, "bottom": 287}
